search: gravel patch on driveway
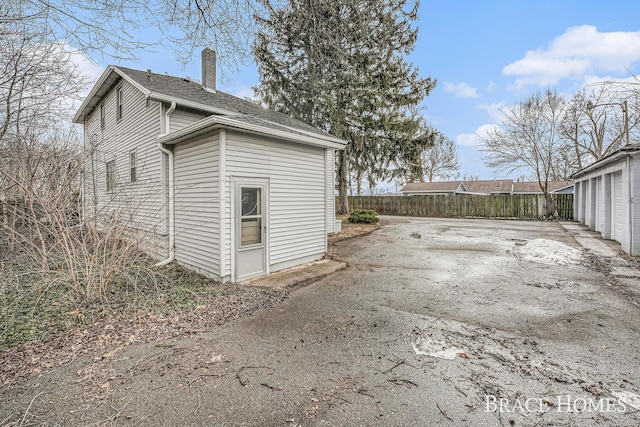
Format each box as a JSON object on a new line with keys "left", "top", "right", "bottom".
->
{"left": 2, "top": 217, "right": 640, "bottom": 426}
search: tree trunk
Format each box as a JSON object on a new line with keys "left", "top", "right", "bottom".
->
{"left": 544, "top": 191, "right": 557, "bottom": 218}
{"left": 336, "top": 150, "right": 349, "bottom": 215}
{"left": 573, "top": 128, "right": 583, "bottom": 170}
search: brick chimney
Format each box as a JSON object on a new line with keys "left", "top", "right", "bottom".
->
{"left": 201, "top": 48, "right": 216, "bottom": 93}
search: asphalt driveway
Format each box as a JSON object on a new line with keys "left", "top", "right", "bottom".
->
{"left": 5, "top": 217, "right": 640, "bottom": 426}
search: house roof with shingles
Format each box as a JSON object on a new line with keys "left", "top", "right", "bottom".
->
{"left": 463, "top": 179, "right": 513, "bottom": 194}
{"left": 400, "top": 181, "right": 465, "bottom": 193}
{"left": 73, "top": 66, "right": 345, "bottom": 148}
{"left": 401, "top": 179, "right": 574, "bottom": 195}
{"left": 511, "top": 181, "right": 574, "bottom": 194}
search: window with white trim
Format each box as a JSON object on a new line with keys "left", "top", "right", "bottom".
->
{"left": 129, "top": 150, "right": 137, "bottom": 183}
{"left": 100, "top": 103, "right": 105, "bottom": 129}
{"left": 116, "top": 86, "right": 123, "bottom": 120}
{"left": 106, "top": 160, "right": 116, "bottom": 192}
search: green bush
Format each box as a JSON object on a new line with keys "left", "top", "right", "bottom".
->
{"left": 348, "top": 209, "right": 379, "bottom": 224}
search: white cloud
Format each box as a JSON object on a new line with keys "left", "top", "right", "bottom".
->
{"left": 456, "top": 124, "right": 499, "bottom": 148}
{"left": 457, "top": 133, "right": 483, "bottom": 148}
{"left": 503, "top": 25, "right": 640, "bottom": 90}
{"left": 55, "top": 43, "right": 104, "bottom": 114}
{"left": 477, "top": 101, "right": 507, "bottom": 122}
{"left": 70, "top": 52, "right": 104, "bottom": 87}
{"left": 443, "top": 81, "right": 480, "bottom": 98}
{"left": 486, "top": 80, "right": 496, "bottom": 93}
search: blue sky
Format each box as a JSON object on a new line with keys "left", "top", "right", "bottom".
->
{"left": 80, "top": 0, "right": 640, "bottom": 182}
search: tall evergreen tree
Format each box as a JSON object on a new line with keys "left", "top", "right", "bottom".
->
{"left": 253, "top": 0, "right": 435, "bottom": 213}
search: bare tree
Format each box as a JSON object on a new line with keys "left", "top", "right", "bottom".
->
{"left": 2, "top": 0, "right": 273, "bottom": 69}
{"left": 481, "top": 89, "right": 566, "bottom": 217}
{"left": 420, "top": 131, "right": 460, "bottom": 182}
{"left": 0, "top": 34, "right": 87, "bottom": 137}
{"left": 0, "top": 23, "right": 87, "bottom": 242}
{"left": 0, "top": 18, "right": 157, "bottom": 303}
{"left": 560, "top": 86, "right": 640, "bottom": 169}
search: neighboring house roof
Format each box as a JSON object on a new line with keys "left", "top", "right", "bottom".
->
{"left": 572, "top": 142, "right": 640, "bottom": 179}
{"left": 511, "top": 181, "right": 574, "bottom": 194}
{"left": 548, "top": 181, "right": 574, "bottom": 193}
{"left": 463, "top": 179, "right": 513, "bottom": 194}
{"left": 400, "top": 181, "right": 466, "bottom": 194}
{"left": 400, "top": 179, "right": 574, "bottom": 195}
{"left": 73, "top": 65, "right": 346, "bottom": 149}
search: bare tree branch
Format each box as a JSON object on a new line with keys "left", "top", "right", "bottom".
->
{"left": 481, "top": 89, "right": 567, "bottom": 216}
{"left": 421, "top": 131, "right": 460, "bottom": 182}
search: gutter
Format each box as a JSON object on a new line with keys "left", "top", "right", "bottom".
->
{"left": 156, "top": 101, "right": 177, "bottom": 266}
{"left": 157, "top": 114, "right": 346, "bottom": 149}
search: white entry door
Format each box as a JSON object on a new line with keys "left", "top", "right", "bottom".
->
{"left": 233, "top": 178, "right": 268, "bottom": 281}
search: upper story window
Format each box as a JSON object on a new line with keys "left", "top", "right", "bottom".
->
{"left": 129, "top": 149, "right": 137, "bottom": 183}
{"left": 116, "top": 86, "right": 123, "bottom": 120}
{"left": 100, "top": 104, "right": 105, "bottom": 129}
{"left": 106, "top": 160, "right": 116, "bottom": 192}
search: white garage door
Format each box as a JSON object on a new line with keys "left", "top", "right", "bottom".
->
{"left": 612, "top": 172, "right": 624, "bottom": 243}
{"left": 595, "top": 177, "right": 602, "bottom": 232}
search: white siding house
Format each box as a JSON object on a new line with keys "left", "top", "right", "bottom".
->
{"left": 572, "top": 143, "right": 640, "bottom": 256}
{"left": 74, "top": 49, "right": 346, "bottom": 282}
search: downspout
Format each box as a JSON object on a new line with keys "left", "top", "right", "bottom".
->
{"left": 163, "top": 101, "right": 176, "bottom": 135}
{"left": 156, "top": 101, "right": 176, "bottom": 266}
{"left": 628, "top": 155, "right": 634, "bottom": 255}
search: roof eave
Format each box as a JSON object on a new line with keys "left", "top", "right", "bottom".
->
{"left": 572, "top": 152, "right": 627, "bottom": 179}
{"left": 157, "top": 115, "right": 346, "bottom": 149}
{"left": 73, "top": 66, "right": 152, "bottom": 124}
{"left": 572, "top": 145, "right": 640, "bottom": 179}
{"left": 149, "top": 92, "right": 342, "bottom": 144}
{"left": 73, "top": 65, "right": 115, "bottom": 123}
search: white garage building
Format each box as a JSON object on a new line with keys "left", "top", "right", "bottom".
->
{"left": 572, "top": 143, "right": 640, "bottom": 256}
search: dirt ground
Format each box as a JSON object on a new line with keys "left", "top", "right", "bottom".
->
{"left": 2, "top": 217, "right": 640, "bottom": 426}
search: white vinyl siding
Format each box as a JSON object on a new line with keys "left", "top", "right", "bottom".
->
{"left": 173, "top": 133, "right": 221, "bottom": 276}
{"left": 224, "top": 132, "right": 327, "bottom": 274}
{"left": 169, "top": 108, "right": 209, "bottom": 133}
{"left": 83, "top": 79, "right": 165, "bottom": 240}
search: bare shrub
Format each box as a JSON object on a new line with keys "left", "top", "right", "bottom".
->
{"left": 0, "top": 128, "right": 162, "bottom": 305}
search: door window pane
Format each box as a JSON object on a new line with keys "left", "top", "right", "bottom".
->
{"left": 241, "top": 218, "right": 261, "bottom": 246}
{"left": 242, "top": 188, "right": 261, "bottom": 216}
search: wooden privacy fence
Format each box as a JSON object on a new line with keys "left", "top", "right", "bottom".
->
{"left": 347, "top": 193, "right": 574, "bottom": 220}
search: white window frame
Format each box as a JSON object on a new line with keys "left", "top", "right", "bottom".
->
{"left": 100, "top": 103, "right": 105, "bottom": 129}
{"left": 106, "top": 160, "right": 116, "bottom": 192}
{"left": 116, "top": 86, "right": 123, "bottom": 120}
{"left": 129, "top": 149, "right": 137, "bottom": 183}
